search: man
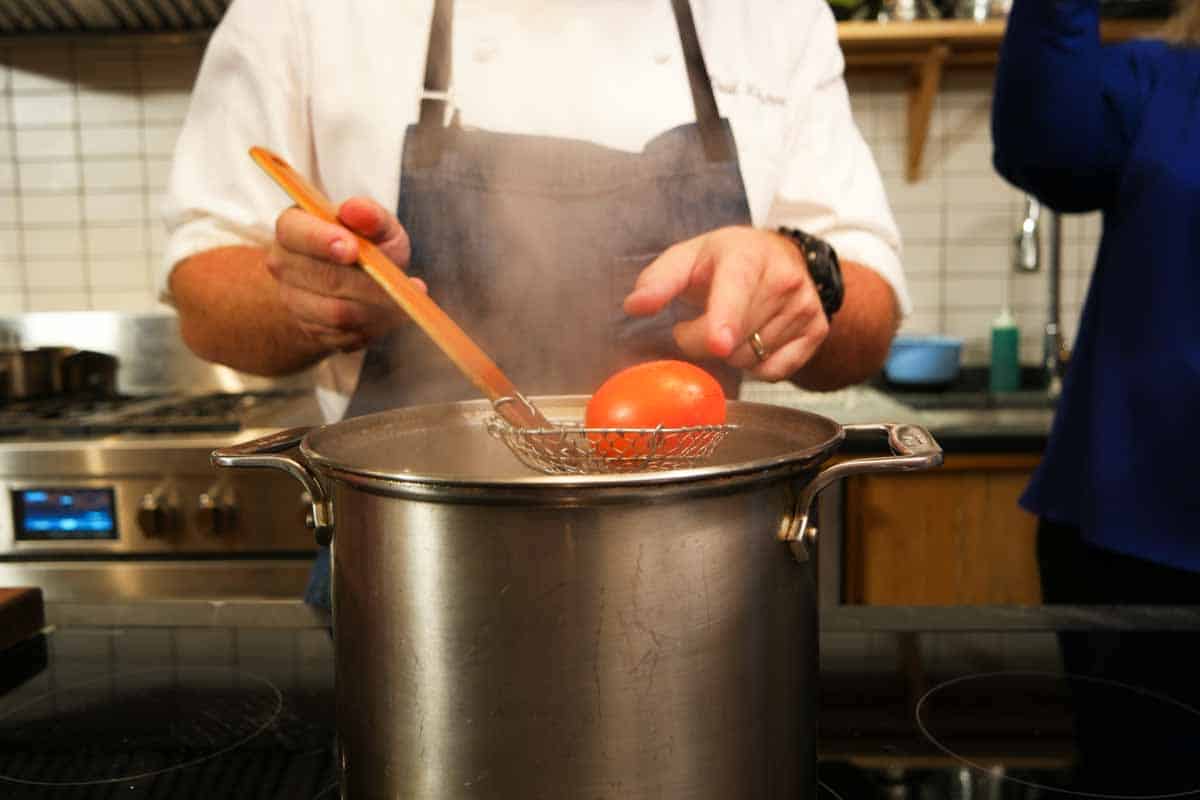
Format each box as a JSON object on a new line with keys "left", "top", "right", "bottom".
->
{"left": 163, "top": 0, "right": 908, "bottom": 425}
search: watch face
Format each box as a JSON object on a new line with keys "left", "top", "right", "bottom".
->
{"left": 783, "top": 228, "right": 843, "bottom": 318}
{"left": 816, "top": 271, "right": 844, "bottom": 317}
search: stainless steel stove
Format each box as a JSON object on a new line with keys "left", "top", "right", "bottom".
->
{"left": 0, "top": 312, "right": 324, "bottom": 603}
{"left": 0, "top": 393, "right": 323, "bottom": 603}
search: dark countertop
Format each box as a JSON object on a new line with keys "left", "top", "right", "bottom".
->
{"left": 740, "top": 372, "right": 1053, "bottom": 455}
{"left": 2, "top": 601, "right": 1200, "bottom": 798}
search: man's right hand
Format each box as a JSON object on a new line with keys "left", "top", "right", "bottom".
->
{"left": 267, "top": 196, "right": 426, "bottom": 353}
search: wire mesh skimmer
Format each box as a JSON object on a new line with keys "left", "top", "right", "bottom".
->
{"left": 486, "top": 397, "right": 737, "bottom": 475}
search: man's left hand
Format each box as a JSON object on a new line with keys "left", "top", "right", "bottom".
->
{"left": 623, "top": 226, "right": 828, "bottom": 381}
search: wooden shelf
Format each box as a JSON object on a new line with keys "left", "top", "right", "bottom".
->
{"left": 841, "top": 18, "right": 1007, "bottom": 68}
{"left": 838, "top": 18, "right": 1159, "bottom": 180}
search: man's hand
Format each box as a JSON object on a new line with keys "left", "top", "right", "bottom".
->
{"left": 623, "top": 225, "right": 899, "bottom": 389}
{"left": 267, "top": 197, "right": 425, "bottom": 354}
{"left": 623, "top": 226, "right": 828, "bottom": 382}
{"left": 170, "top": 197, "right": 430, "bottom": 377}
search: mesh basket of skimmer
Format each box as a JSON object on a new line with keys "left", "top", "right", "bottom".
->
{"left": 485, "top": 416, "right": 738, "bottom": 475}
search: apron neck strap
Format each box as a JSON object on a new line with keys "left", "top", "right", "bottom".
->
{"left": 418, "top": 0, "right": 455, "bottom": 131}
{"left": 417, "top": 0, "right": 730, "bottom": 162}
{"left": 668, "top": 0, "right": 730, "bottom": 162}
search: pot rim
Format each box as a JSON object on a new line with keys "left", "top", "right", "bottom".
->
{"left": 297, "top": 395, "right": 847, "bottom": 496}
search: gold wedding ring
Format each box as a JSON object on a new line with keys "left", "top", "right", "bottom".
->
{"left": 749, "top": 331, "right": 768, "bottom": 363}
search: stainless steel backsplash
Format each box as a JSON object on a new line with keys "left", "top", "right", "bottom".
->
{"left": 0, "top": 311, "right": 315, "bottom": 396}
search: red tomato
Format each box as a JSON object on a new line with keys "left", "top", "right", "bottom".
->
{"left": 585, "top": 360, "right": 727, "bottom": 456}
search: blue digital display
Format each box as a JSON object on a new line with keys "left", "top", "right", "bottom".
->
{"left": 13, "top": 488, "right": 118, "bottom": 541}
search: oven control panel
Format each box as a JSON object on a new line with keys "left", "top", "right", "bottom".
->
{"left": 10, "top": 487, "right": 118, "bottom": 542}
{"left": 0, "top": 433, "right": 317, "bottom": 556}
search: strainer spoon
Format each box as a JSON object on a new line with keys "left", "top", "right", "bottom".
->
{"left": 250, "top": 146, "right": 549, "bottom": 430}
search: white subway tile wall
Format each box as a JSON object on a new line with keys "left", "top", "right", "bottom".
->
{"left": 1, "top": 39, "right": 204, "bottom": 313}
{"left": 853, "top": 71, "right": 1098, "bottom": 368}
{"left": 1, "top": 40, "right": 1100, "bottom": 369}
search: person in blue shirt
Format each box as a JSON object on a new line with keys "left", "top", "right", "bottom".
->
{"left": 993, "top": 0, "right": 1200, "bottom": 792}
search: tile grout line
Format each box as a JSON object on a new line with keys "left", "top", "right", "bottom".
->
{"left": 136, "top": 40, "right": 154, "bottom": 296}
{"left": 3, "top": 44, "right": 31, "bottom": 313}
{"left": 69, "top": 41, "right": 93, "bottom": 311}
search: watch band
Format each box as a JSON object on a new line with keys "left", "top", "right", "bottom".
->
{"left": 777, "top": 226, "right": 844, "bottom": 321}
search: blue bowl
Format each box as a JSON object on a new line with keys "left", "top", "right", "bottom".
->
{"left": 884, "top": 335, "right": 964, "bottom": 386}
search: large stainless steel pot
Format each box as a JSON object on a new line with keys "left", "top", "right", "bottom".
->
{"left": 213, "top": 396, "right": 942, "bottom": 799}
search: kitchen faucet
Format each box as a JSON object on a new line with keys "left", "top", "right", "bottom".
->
{"left": 1014, "top": 195, "right": 1069, "bottom": 397}
{"left": 1015, "top": 196, "right": 1040, "bottom": 272}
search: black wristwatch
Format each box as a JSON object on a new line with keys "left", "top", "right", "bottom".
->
{"left": 777, "top": 226, "right": 844, "bottom": 321}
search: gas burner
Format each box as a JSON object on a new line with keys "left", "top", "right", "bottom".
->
{"left": 0, "top": 391, "right": 306, "bottom": 438}
{"left": 0, "top": 665, "right": 283, "bottom": 788}
{"left": 0, "top": 395, "right": 153, "bottom": 437}
{"left": 915, "top": 670, "right": 1200, "bottom": 798}
{"left": 0, "top": 394, "right": 146, "bottom": 419}
{"left": 100, "top": 391, "right": 299, "bottom": 434}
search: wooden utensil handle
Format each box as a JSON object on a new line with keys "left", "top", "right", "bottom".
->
{"left": 248, "top": 147, "right": 548, "bottom": 428}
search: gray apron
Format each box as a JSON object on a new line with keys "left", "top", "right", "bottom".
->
{"left": 344, "top": 0, "right": 750, "bottom": 415}
{"left": 307, "top": 0, "right": 752, "bottom": 596}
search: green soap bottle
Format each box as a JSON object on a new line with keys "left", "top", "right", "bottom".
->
{"left": 990, "top": 309, "right": 1020, "bottom": 393}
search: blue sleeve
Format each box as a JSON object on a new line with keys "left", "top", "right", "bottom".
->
{"left": 992, "top": 0, "right": 1155, "bottom": 212}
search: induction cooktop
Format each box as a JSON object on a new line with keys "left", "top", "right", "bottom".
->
{"left": 0, "top": 627, "right": 336, "bottom": 799}
{"left": 2, "top": 619, "right": 1200, "bottom": 799}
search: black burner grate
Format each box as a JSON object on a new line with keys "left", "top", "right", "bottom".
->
{"left": 0, "top": 391, "right": 303, "bottom": 438}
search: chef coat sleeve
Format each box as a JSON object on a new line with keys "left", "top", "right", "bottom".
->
{"left": 159, "top": 0, "right": 313, "bottom": 304}
{"left": 992, "top": 0, "right": 1151, "bottom": 212}
{"left": 765, "top": 3, "right": 910, "bottom": 317}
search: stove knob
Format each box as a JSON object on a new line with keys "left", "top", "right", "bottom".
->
{"left": 197, "top": 482, "right": 238, "bottom": 535}
{"left": 137, "top": 487, "right": 179, "bottom": 538}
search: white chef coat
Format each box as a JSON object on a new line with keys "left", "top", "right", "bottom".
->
{"left": 162, "top": 0, "right": 908, "bottom": 423}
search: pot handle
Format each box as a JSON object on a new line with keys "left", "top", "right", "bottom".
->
{"left": 781, "top": 423, "right": 943, "bottom": 548}
{"left": 211, "top": 427, "right": 334, "bottom": 547}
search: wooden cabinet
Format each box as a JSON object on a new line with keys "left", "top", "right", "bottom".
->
{"left": 842, "top": 454, "right": 1043, "bottom": 605}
